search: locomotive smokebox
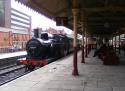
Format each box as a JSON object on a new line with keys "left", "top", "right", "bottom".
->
{"left": 34, "top": 28, "right": 43, "bottom": 38}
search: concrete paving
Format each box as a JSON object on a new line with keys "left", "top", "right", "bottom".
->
{"left": 0, "top": 50, "right": 125, "bottom": 91}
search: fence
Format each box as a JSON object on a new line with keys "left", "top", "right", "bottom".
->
{"left": 0, "top": 47, "right": 25, "bottom": 54}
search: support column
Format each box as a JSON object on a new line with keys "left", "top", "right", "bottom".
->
{"left": 81, "top": 22, "right": 85, "bottom": 63}
{"left": 85, "top": 30, "right": 88, "bottom": 57}
{"left": 115, "top": 36, "right": 117, "bottom": 52}
{"left": 72, "top": 9, "right": 79, "bottom": 76}
{"left": 87, "top": 38, "right": 90, "bottom": 55}
{"left": 124, "top": 34, "right": 125, "bottom": 56}
{"left": 112, "top": 36, "right": 113, "bottom": 47}
{"left": 9, "top": 31, "right": 13, "bottom": 46}
{"left": 119, "top": 35, "right": 120, "bottom": 54}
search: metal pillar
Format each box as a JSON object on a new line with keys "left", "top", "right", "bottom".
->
{"left": 9, "top": 31, "right": 12, "bottom": 46}
{"left": 72, "top": 9, "right": 79, "bottom": 76}
{"left": 85, "top": 30, "right": 88, "bottom": 57}
{"left": 112, "top": 36, "right": 113, "bottom": 47}
{"left": 119, "top": 35, "right": 120, "bottom": 54}
{"left": 124, "top": 34, "right": 125, "bottom": 56}
{"left": 115, "top": 36, "right": 116, "bottom": 52}
{"left": 87, "top": 38, "right": 90, "bottom": 55}
{"left": 81, "top": 23, "right": 85, "bottom": 63}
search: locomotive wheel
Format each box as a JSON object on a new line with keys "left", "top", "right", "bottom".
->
{"left": 60, "top": 48, "right": 65, "bottom": 57}
{"left": 26, "top": 65, "right": 35, "bottom": 71}
{"left": 64, "top": 49, "right": 68, "bottom": 56}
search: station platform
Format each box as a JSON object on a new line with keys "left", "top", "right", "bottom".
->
{"left": 0, "top": 51, "right": 27, "bottom": 59}
{"left": 0, "top": 50, "right": 125, "bottom": 91}
{"left": 0, "top": 51, "right": 27, "bottom": 69}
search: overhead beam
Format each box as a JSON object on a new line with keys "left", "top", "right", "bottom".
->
{"left": 83, "top": 7, "right": 125, "bottom": 12}
{"left": 54, "top": 7, "right": 68, "bottom": 16}
{"left": 84, "top": 17, "right": 125, "bottom": 22}
{"left": 86, "top": 17, "right": 125, "bottom": 20}
{"left": 18, "top": 0, "right": 55, "bottom": 17}
{"left": 87, "top": 22, "right": 123, "bottom": 25}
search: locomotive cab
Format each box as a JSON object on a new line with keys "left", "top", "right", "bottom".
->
{"left": 41, "top": 32, "right": 48, "bottom": 40}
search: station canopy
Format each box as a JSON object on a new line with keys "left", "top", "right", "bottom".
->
{"left": 16, "top": 0, "right": 125, "bottom": 38}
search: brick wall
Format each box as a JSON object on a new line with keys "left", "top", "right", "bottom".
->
{"left": 0, "top": 31, "right": 31, "bottom": 53}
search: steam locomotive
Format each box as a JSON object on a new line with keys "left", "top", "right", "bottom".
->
{"left": 18, "top": 30, "right": 73, "bottom": 70}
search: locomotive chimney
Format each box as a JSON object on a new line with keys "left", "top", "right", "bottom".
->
{"left": 34, "top": 28, "right": 39, "bottom": 38}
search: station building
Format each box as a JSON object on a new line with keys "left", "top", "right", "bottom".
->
{"left": 0, "top": 0, "right": 31, "bottom": 53}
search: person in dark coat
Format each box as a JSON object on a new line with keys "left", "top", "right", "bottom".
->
{"left": 93, "top": 44, "right": 106, "bottom": 57}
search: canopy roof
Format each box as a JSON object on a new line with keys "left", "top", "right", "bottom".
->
{"left": 16, "top": 0, "right": 125, "bottom": 37}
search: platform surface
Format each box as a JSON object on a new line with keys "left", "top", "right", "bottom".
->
{"left": 0, "top": 50, "right": 125, "bottom": 91}
{"left": 0, "top": 51, "right": 27, "bottom": 59}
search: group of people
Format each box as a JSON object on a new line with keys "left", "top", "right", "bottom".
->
{"left": 93, "top": 43, "right": 113, "bottom": 57}
{"left": 94, "top": 43, "right": 119, "bottom": 65}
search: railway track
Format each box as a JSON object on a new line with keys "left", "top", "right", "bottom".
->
{"left": 0, "top": 54, "right": 27, "bottom": 68}
{"left": 0, "top": 65, "right": 30, "bottom": 86}
{"left": 0, "top": 55, "right": 71, "bottom": 86}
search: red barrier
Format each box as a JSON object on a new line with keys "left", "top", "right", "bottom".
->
{"left": 103, "top": 51, "right": 119, "bottom": 65}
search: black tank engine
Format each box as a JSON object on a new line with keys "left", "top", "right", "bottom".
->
{"left": 19, "top": 30, "right": 73, "bottom": 70}
{"left": 26, "top": 33, "right": 72, "bottom": 59}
